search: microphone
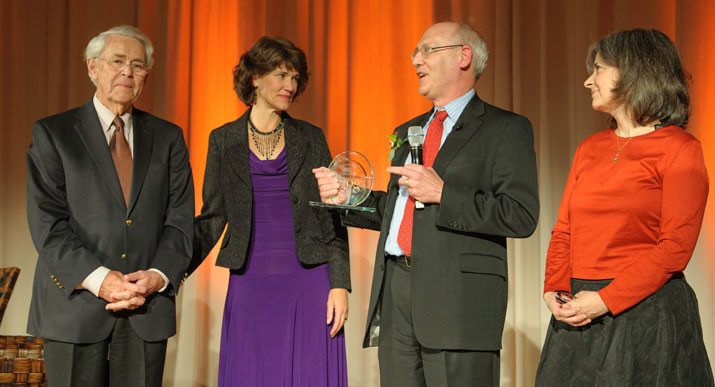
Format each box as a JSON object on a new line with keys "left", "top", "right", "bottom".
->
{"left": 407, "top": 126, "right": 425, "bottom": 209}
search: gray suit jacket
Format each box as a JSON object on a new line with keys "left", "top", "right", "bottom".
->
{"left": 344, "top": 94, "right": 539, "bottom": 351}
{"left": 190, "top": 109, "right": 350, "bottom": 289}
{"left": 26, "top": 100, "right": 195, "bottom": 343}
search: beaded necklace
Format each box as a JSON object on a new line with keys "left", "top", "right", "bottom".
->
{"left": 248, "top": 116, "right": 284, "bottom": 159}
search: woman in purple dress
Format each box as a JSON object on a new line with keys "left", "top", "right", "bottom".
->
{"left": 191, "top": 36, "right": 350, "bottom": 386}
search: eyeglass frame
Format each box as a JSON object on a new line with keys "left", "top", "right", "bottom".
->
{"left": 94, "top": 56, "right": 149, "bottom": 76}
{"left": 410, "top": 44, "right": 464, "bottom": 60}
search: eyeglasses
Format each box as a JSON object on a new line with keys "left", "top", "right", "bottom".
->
{"left": 410, "top": 44, "right": 464, "bottom": 60}
{"left": 96, "top": 57, "right": 148, "bottom": 76}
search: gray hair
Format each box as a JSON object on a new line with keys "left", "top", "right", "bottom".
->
{"left": 84, "top": 25, "right": 154, "bottom": 84}
{"left": 454, "top": 23, "right": 488, "bottom": 80}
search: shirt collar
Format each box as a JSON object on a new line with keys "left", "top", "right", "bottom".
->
{"left": 93, "top": 94, "right": 132, "bottom": 134}
{"left": 433, "top": 89, "right": 476, "bottom": 124}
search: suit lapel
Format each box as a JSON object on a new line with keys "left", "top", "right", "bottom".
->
{"left": 226, "top": 111, "right": 252, "bottom": 189}
{"left": 389, "top": 126, "right": 412, "bottom": 190}
{"left": 389, "top": 111, "right": 432, "bottom": 182}
{"left": 432, "top": 95, "right": 486, "bottom": 175}
{"left": 128, "top": 109, "right": 152, "bottom": 213}
{"left": 74, "top": 100, "right": 126, "bottom": 209}
{"left": 284, "top": 114, "right": 308, "bottom": 186}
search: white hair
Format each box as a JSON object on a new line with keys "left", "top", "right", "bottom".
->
{"left": 454, "top": 23, "right": 488, "bottom": 80}
{"left": 84, "top": 25, "right": 154, "bottom": 85}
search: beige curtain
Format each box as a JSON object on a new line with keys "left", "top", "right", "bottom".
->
{"left": 1, "top": 1, "right": 713, "bottom": 386}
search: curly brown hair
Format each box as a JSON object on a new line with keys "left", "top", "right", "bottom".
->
{"left": 233, "top": 36, "right": 309, "bottom": 106}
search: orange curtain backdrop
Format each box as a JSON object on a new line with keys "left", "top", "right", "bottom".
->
{"left": 678, "top": 0, "right": 715, "bottom": 351}
{"left": 679, "top": 0, "right": 715, "bottom": 276}
{"left": 347, "top": 0, "right": 433, "bottom": 190}
{"left": 171, "top": 0, "right": 435, "bottom": 195}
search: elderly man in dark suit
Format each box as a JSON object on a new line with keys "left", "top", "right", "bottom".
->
{"left": 26, "top": 25, "right": 194, "bottom": 387}
{"left": 314, "top": 22, "right": 539, "bottom": 386}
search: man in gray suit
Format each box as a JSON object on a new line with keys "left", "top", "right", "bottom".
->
{"left": 26, "top": 25, "right": 194, "bottom": 386}
{"left": 314, "top": 22, "right": 539, "bottom": 386}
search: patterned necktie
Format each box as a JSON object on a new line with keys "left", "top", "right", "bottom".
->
{"left": 396, "top": 110, "right": 448, "bottom": 256}
{"left": 110, "top": 116, "right": 132, "bottom": 205}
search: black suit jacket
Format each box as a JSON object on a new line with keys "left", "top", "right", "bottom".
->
{"left": 26, "top": 100, "right": 195, "bottom": 343}
{"left": 344, "top": 93, "right": 539, "bottom": 351}
{"left": 190, "top": 109, "right": 350, "bottom": 289}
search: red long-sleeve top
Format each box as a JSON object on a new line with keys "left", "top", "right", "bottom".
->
{"left": 544, "top": 126, "right": 709, "bottom": 315}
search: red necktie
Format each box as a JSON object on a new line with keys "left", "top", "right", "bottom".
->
{"left": 110, "top": 116, "right": 132, "bottom": 205}
{"left": 396, "top": 110, "right": 448, "bottom": 256}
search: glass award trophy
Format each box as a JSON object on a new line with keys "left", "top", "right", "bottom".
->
{"left": 309, "top": 150, "right": 376, "bottom": 212}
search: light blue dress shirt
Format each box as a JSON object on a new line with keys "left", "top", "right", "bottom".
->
{"left": 384, "top": 89, "right": 476, "bottom": 256}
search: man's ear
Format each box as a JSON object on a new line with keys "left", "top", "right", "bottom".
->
{"left": 87, "top": 58, "right": 98, "bottom": 81}
{"left": 458, "top": 45, "right": 473, "bottom": 72}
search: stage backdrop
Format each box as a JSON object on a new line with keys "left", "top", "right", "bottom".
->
{"left": 1, "top": 1, "right": 713, "bottom": 386}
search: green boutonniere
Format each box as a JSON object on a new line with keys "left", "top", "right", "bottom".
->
{"left": 387, "top": 134, "right": 407, "bottom": 161}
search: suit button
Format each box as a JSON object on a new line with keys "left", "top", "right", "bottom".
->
{"left": 121, "top": 253, "right": 127, "bottom": 260}
{"left": 126, "top": 219, "right": 133, "bottom": 226}
{"left": 295, "top": 224, "right": 301, "bottom": 233}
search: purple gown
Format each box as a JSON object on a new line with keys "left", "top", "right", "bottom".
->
{"left": 218, "top": 148, "right": 348, "bottom": 386}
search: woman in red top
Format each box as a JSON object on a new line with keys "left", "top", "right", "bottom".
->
{"left": 536, "top": 29, "right": 714, "bottom": 386}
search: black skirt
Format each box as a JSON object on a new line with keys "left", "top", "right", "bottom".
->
{"left": 536, "top": 275, "right": 714, "bottom": 387}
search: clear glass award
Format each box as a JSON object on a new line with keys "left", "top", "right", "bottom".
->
{"left": 309, "top": 150, "right": 376, "bottom": 212}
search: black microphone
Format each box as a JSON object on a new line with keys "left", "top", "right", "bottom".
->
{"left": 407, "top": 126, "right": 425, "bottom": 209}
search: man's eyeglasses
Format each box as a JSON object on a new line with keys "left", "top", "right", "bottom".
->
{"left": 96, "top": 57, "right": 148, "bottom": 76}
{"left": 410, "top": 44, "right": 464, "bottom": 60}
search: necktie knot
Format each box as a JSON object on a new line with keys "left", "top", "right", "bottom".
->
{"left": 434, "top": 110, "right": 448, "bottom": 123}
{"left": 113, "top": 116, "right": 125, "bottom": 133}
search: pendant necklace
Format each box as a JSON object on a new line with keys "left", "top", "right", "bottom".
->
{"left": 612, "top": 131, "right": 634, "bottom": 162}
{"left": 248, "top": 116, "right": 284, "bottom": 159}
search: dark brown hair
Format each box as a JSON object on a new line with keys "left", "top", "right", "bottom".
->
{"left": 233, "top": 36, "right": 309, "bottom": 106}
{"left": 586, "top": 28, "right": 690, "bottom": 128}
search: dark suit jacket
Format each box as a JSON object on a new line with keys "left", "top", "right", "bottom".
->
{"left": 343, "top": 93, "right": 539, "bottom": 351}
{"left": 190, "top": 109, "right": 350, "bottom": 289}
{"left": 26, "top": 100, "right": 195, "bottom": 343}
